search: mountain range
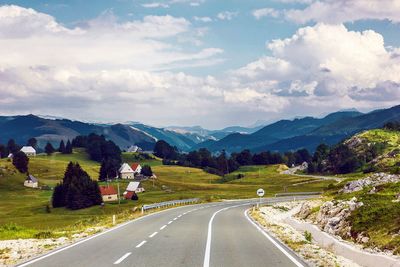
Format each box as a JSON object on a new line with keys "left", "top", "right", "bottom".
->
{"left": 0, "top": 105, "right": 399, "bottom": 153}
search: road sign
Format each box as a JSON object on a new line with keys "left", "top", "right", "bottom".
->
{"left": 257, "top": 188, "right": 265, "bottom": 197}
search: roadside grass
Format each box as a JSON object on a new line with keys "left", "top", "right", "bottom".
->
{"left": 0, "top": 151, "right": 331, "bottom": 240}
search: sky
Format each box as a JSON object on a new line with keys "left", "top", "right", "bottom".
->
{"left": 0, "top": 0, "right": 399, "bottom": 129}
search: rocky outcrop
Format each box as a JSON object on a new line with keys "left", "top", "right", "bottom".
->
{"left": 297, "top": 197, "right": 363, "bottom": 239}
{"left": 340, "top": 173, "right": 400, "bottom": 193}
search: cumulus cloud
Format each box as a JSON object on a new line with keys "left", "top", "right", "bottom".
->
{"left": 1, "top": 5, "right": 399, "bottom": 127}
{"left": 284, "top": 0, "right": 400, "bottom": 24}
{"left": 232, "top": 23, "right": 400, "bottom": 114}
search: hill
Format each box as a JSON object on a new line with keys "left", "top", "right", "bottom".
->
{"left": 195, "top": 110, "right": 363, "bottom": 153}
{"left": 0, "top": 149, "right": 331, "bottom": 239}
{"left": 196, "top": 105, "right": 400, "bottom": 153}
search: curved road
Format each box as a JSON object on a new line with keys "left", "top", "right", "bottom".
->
{"left": 19, "top": 197, "right": 309, "bottom": 267}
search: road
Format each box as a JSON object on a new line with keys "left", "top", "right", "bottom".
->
{"left": 19, "top": 197, "right": 309, "bottom": 267}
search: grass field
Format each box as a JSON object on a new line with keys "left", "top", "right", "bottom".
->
{"left": 0, "top": 150, "right": 332, "bottom": 239}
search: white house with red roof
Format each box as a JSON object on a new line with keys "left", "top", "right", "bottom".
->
{"left": 119, "top": 163, "right": 134, "bottom": 179}
{"left": 99, "top": 185, "right": 118, "bottom": 202}
{"left": 131, "top": 163, "right": 142, "bottom": 175}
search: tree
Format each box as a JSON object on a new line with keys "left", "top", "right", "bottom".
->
{"left": 58, "top": 140, "right": 66, "bottom": 153}
{"left": 154, "top": 140, "right": 178, "bottom": 160}
{"left": 65, "top": 140, "right": 73, "bottom": 154}
{"left": 52, "top": 162, "right": 102, "bottom": 210}
{"left": 27, "top": 138, "right": 38, "bottom": 149}
{"left": 0, "top": 144, "right": 7, "bottom": 158}
{"left": 7, "top": 139, "right": 19, "bottom": 154}
{"left": 141, "top": 165, "right": 153, "bottom": 176}
{"left": 12, "top": 151, "right": 29, "bottom": 173}
{"left": 98, "top": 158, "right": 120, "bottom": 181}
{"left": 45, "top": 142, "right": 55, "bottom": 155}
{"left": 235, "top": 150, "right": 253, "bottom": 166}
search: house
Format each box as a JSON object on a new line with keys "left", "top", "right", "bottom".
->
{"left": 119, "top": 163, "right": 135, "bottom": 179}
{"left": 124, "top": 191, "right": 138, "bottom": 200}
{"left": 20, "top": 146, "right": 36, "bottom": 157}
{"left": 124, "top": 181, "right": 145, "bottom": 194}
{"left": 127, "top": 145, "right": 142, "bottom": 153}
{"left": 99, "top": 185, "right": 118, "bottom": 202}
{"left": 24, "top": 174, "right": 38, "bottom": 188}
{"left": 131, "top": 163, "right": 142, "bottom": 175}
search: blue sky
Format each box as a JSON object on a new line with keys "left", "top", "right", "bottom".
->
{"left": 0, "top": 0, "right": 399, "bottom": 128}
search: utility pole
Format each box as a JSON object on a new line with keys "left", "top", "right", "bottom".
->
{"left": 116, "top": 171, "right": 120, "bottom": 206}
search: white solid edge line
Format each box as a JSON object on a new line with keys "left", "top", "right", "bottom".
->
{"left": 149, "top": 231, "right": 158, "bottom": 238}
{"left": 160, "top": 225, "right": 167, "bottom": 230}
{"left": 17, "top": 203, "right": 201, "bottom": 267}
{"left": 113, "top": 252, "right": 131, "bottom": 265}
{"left": 244, "top": 209, "right": 305, "bottom": 267}
{"left": 136, "top": 240, "right": 147, "bottom": 248}
{"left": 203, "top": 203, "right": 250, "bottom": 267}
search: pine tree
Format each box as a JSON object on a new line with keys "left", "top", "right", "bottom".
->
{"left": 45, "top": 142, "right": 55, "bottom": 155}
{"left": 12, "top": 151, "right": 29, "bottom": 173}
{"left": 65, "top": 140, "right": 73, "bottom": 154}
{"left": 52, "top": 162, "right": 102, "bottom": 210}
{"left": 58, "top": 140, "right": 66, "bottom": 153}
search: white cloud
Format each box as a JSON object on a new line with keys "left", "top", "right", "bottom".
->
{"left": 285, "top": 0, "right": 400, "bottom": 24}
{"left": 231, "top": 23, "right": 400, "bottom": 114}
{"left": 217, "top": 11, "right": 238, "bottom": 21}
{"left": 252, "top": 8, "right": 280, "bottom": 20}
{"left": 142, "top": 0, "right": 204, "bottom": 8}
{"left": 193, "top": 16, "right": 212, "bottom": 23}
{"left": 1, "top": 5, "right": 399, "bottom": 127}
{"left": 142, "top": 2, "right": 170, "bottom": 8}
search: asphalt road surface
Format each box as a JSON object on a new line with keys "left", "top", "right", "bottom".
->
{"left": 19, "top": 197, "right": 310, "bottom": 267}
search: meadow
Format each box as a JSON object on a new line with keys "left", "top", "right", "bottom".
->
{"left": 0, "top": 149, "right": 332, "bottom": 239}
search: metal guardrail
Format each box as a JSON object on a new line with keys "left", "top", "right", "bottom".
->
{"left": 274, "top": 192, "right": 321, "bottom": 197}
{"left": 141, "top": 198, "right": 200, "bottom": 213}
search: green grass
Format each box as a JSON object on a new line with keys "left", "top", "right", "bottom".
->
{"left": 0, "top": 150, "right": 331, "bottom": 240}
{"left": 332, "top": 182, "right": 400, "bottom": 254}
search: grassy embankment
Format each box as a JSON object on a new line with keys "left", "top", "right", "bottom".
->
{"left": 310, "top": 129, "right": 400, "bottom": 254}
{"left": 0, "top": 149, "right": 331, "bottom": 240}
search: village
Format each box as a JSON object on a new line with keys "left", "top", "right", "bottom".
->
{"left": 11, "top": 144, "right": 154, "bottom": 205}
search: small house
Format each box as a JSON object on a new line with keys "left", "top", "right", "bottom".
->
{"left": 24, "top": 174, "right": 38, "bottom": 188}
{"left": 131, "top": 163, "right": 142, "bottom": 175}
{"left": 119, "top": 163, "right": 135, "bottom": 179}
{"left": 127, "top": 145, "right": 142, "bottom": 153}
{"left": 20, "top": 146, "right": 36, "bottom": 157}
{"left": 99, "top": 185, "right": 118, "bottom": 202}
{"left": 124, "top": 181, "right": 145, "bottom": 194}
{"left": 124, "top": 191, "right": 138, "bottom": 200}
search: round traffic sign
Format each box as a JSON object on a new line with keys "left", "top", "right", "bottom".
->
{"left": 257, "top": 188, "right": 265, "bottom": 197}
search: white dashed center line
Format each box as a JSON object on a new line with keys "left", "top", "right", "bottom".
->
{"left": 173, "top": 217, "right": 178, "bottom": 221}
{"left": 136, "top": 240, "right": 147, "bottom": 248}
{"left": 114, "top": 252, "right": 131, "bottom": 265}
{"left": 149, "top": 232, "right": 158, "bottom": 238}
{"left": 160, "top": 225, "right": 167, "bottom": 230}
{"left": 178, "top": 215, "right": 182, "bottom": 218}
{"left": 168, "top": 221, "right": 173, "bottom": 224}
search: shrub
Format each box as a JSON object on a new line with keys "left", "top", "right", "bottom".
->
{"left": 33, "top": 231, "right": 53, "bottom": 239}
{"left": 304, "top": 231, "right": 312, "bottom": 242}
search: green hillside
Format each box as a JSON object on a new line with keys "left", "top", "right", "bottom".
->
{"left": 0, "top": 150, "right": 331, "bottom": 239}
{"left": 346, "top": 129, "right": 400, "bottom": 173}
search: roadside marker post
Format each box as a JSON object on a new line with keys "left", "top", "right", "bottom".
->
{"left": 257, "top": 188, "right": 265, "bottom": 209}
{"left": 112, "top": 215, "right": 116, "bottom": 225}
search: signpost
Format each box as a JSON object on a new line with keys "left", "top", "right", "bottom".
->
{"left": 257, "top": 188, "right": 265, "bottom": 209}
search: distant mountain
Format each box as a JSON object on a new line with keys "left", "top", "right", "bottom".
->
{"left": 195, "top": 110, "right": 363, "bottom": 153}
{"left": 0, "top": 115, "right": 156, "bottom": 150}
